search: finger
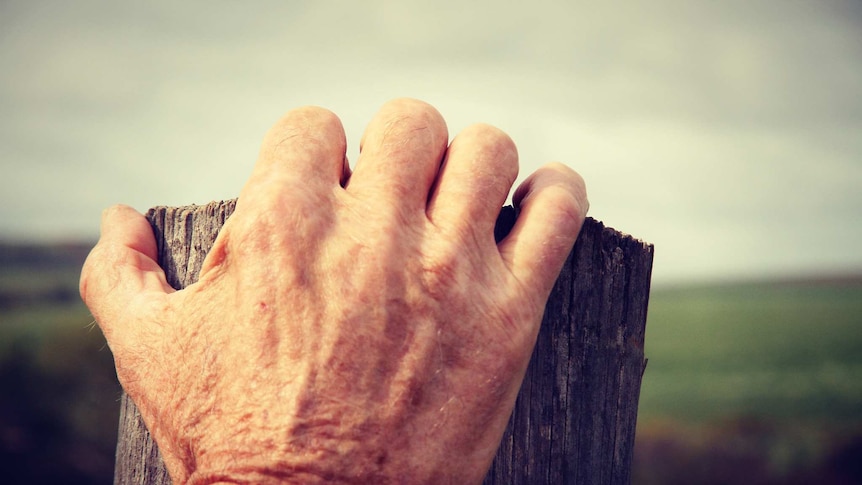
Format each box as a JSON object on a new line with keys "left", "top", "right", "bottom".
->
{"left": 242, "top": 106, "right": 348, "bottom": 203}
{"left": 427, "top": 123, "right": 518, "bottom": 242}
{"left": 347, "top": 98, "right": 448, "bottom": 213}
{"left": 340, "top": 154, "right": 352, "bottom": 187}
{"left": 498, "top": 163, "right": 589, "bottom": 298}
{"left": 79, "top": 204, "right": 173, "bottom": 344}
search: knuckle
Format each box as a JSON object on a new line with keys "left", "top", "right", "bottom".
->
{"left": 459, "top": 124, "right": 519, "bottom": 180}
{"left": 384, "top": 97, "right": 439, "bottom": 116}
{"left": 463, "top": 123, "right": 517, "bottom": 153}
{"left": 264, "top": 107, "right": 345, "bottom": 158}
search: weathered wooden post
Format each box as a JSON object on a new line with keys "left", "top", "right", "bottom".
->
{"left": 113, "top": 200, "right": 653, "bottom": 484}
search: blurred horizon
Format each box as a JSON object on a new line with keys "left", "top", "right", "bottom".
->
{"left": 3, "top": 236, "right": 862, "bottom": 291}
{"left": 2, "top": 0, "right": 861, "bottom": 286}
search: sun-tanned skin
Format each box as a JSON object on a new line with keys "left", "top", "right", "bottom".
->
{"left": 80, "top": 99, "right": 588, "bottom": 484}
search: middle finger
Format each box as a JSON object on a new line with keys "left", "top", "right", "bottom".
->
{"left": 347, "top": 98, "right": 449, "bottom": 216}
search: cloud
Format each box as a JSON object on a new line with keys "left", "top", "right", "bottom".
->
{"left": 1, "top": 0, "right": 860, "bottom": 282}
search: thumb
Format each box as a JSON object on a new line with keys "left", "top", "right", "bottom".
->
{"left": 80, "top": 204, "right": 173, "bottom": 345}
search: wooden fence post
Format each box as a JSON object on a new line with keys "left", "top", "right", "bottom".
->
{"left": 113, "top": 200, "right": 653, "bottom": 485}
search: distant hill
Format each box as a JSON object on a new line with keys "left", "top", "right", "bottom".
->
{"left": 0, "top": 241, "right": 94, "bottom": 270}
{"left": 654, "top": 272, "right": 862, "bottom": 293}
{"left": 0, "top": 241, "right": 94, "bottom": 309}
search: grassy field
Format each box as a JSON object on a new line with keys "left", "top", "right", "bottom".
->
{"left": 634, "top": 279, "right": 862, "bottom": 484}
{"left": 0, "top": 243, "right": 120, "bottom": 484}
{"left": 640, "top": 280, "right": 862, "bottom": 423}
{"left": 1, "top": 242, "right": 861, "bottom": 483}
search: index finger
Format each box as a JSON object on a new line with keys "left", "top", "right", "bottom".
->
{"left": 240, "top": 106, "right": 349, "bottom": 205}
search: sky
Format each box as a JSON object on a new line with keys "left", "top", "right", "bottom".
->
{"left": 1, "top": 0, "right": 860, "bottom": 285}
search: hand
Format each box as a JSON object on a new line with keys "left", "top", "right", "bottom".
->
{"left": 80, "top": 98, "right": 588, "bottom": 484}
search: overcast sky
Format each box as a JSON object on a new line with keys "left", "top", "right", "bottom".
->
{"left": 1, "top": 0, "right": 860, "bottom": 284}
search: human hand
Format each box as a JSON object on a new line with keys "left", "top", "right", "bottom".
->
{"left": 80, "top": 98, "right": 588, "bottom": 484}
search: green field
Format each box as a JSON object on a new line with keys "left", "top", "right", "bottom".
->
{"left": 634, "top": 280, "right": 862, "bottom": 483}
{"left": 1, "top": 243, "right": 861, "bottom": 483}
{"left": 640, "top": 281, "right": 862, "bottom": 424}
{"left": 0, "top": 243, "right": 120, "bottom": 483}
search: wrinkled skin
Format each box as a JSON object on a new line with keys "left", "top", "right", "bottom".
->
{"left": 80, "top": 99, "right": 588, "bottom": 484}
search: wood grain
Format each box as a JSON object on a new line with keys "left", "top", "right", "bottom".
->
{"left": 114, "top": 201, "right": 653, "bottom": 485}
